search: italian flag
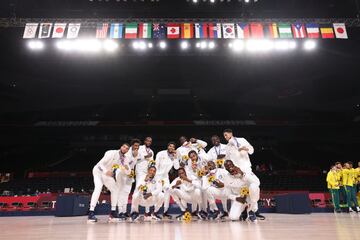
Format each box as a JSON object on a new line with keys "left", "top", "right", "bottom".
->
{"left": 278, "top": 24, "right": 293, "bottom": 38}
{"left": 138, "top": 23, "right": 152, "bottom": 39}
{"left": 125, "top": 23, "right": 138, "bottom": 39}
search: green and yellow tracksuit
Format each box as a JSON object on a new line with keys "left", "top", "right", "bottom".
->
{"left": 342, "top": 168, "right": 358, "bottom": 208}
{"left": 326, "top": 170, "right": 340, "bottom": 210}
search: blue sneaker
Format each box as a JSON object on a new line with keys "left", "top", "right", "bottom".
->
{"left": 248, "top": 211, "right": 257, "bottom": 222}
{"left": 87, "top": 211, "right": 98, "bottom": 222}
{"left": 131, "top": 212, "right": 140, "bottom": 222}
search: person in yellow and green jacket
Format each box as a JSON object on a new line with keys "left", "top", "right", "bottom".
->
{"left": 326, "top": 165, "right": 341, "bottom": 213}
{"left": 342, "top": 162, "right": 360, "bottom": 213}
{"left": 335, "top": 162, "right": 347, "bottom": 205}
{"left": 355, "top": 162, "right": 360, "bottom": 193}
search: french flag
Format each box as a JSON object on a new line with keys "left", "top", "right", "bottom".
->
{"left": 208, "top": 23, "right": 222, "bottom": 39}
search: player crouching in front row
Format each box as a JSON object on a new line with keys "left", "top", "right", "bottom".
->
{"left": 130, "top": 166, "right": 164, "bottom": 221}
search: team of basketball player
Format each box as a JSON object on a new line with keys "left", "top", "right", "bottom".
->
{"left": 88, "top": 129, "right": 264, "bottom": 223}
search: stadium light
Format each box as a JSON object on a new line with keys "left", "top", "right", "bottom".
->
{"left": 181, "top": 41, "right": 189, "bottom": 50}
{"left": 103, "top": 40, "right": 118, "bottom": 52}
{"left": 208, "top": 41, "right": 215, "bottom": 49}
{"left": 148, "top": 43, "right": 153, "bottom": 48}
{"left": 274, "top": 40, "right": 297, "bottom": 51}
{"left": 246, "top": 40, "right": 274, "bottom": 52}
{"left": 229, "top": 40, "right": 244, "bottom": 52}
{"left": 27, "top": 40, "right": 44, "bottom": 51}
{"left": 303, "top": 40, "right": 316, "bottom": 51}
{"left": 159, "top": 41, "right": 167, "bottom": 49}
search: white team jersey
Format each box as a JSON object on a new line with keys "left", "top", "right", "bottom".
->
{"left": 95, "top": 150, "right": 130, "bottom": 173}
{"left": 202, "top": 168, "right": 229, "bottom": 190}
{"left": 207, "top": 144, "right": 227, "bottom": 162}
{"left": 135, "top": 145, "right": 155, "bottom": 177}
{"left": 155, "top": 150, "right": 180, "bottom": 181}
{"left": 225, "top": 137, "right": 254, "bottom": 173}
{"left": 177, "top": 139, "right": 208, "bottom": 161}
{"left": 224, "top": 172, "right": 259, "bottom": 201}
{"left": 135, "top": 175, "right": 162, "bottom": 197}
{"left": 170, "top": 176, "right": 200, "bottom": 192}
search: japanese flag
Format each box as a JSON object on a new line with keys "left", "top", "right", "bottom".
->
{"left": 333, "top": 23, "right": 348, "bottom": 39}
{"left": 52, "top": 23, "right": 67, "bottom": 38}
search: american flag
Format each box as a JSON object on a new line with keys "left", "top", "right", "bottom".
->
{"left": 96, "top": 23, "right": 109, "bottom": 38}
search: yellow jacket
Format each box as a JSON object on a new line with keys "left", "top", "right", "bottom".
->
{"left": 326, "top": 170, "right": 340, "bottom": 189}
{"left": 342, "top": 168, "right": 355, "bottom": 187}
{"left": 354, "top": 168, "right": 360, "bottom": 184}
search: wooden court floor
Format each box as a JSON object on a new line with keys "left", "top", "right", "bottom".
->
{"left": 0, "top": 213, "right": 359, "bottom": 240}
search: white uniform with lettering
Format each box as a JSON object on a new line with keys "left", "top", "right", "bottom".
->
{"left": 202, "top": 168, "right": 229, "bottom": 212}
{"left": 131, "top": 176, "right": 164, "bottom": 214}
{"left": 169, "top": 176, "right": 202, "bottom": 212}
{"left": 224, "top": 171, "right": 260, "bottom": 220}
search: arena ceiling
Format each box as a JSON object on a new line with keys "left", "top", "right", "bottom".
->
{"left": 0, "top": 0, "right": 359, "bottom": 123}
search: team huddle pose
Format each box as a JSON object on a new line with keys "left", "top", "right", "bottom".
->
{"left": 88, "top": 129, "right": 263, "bottom": 223}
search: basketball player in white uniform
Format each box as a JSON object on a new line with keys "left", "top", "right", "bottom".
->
{"left": 130, "top": 166, "right": 164, "bottom": 221}
{"left": 136, "top": 137, "right": 155, "bottom": 187}
{"left": 223, "top": 129, "right": 254, "bottom": 174}
{"left": 155, "top": 141, "right": 181, "bottom": 219}
{"left": 202, "top": 161, "right": 229, "bottom": 219}
{"left": 207, "top": 135, "right": 227, "bottom": 165}
{"left": 117, "top": 139, "right": 142, "bottom": 220}
{"left": 187, "top": 150, "right": 208, "bottom": 219}
{"left": 224, "top": 160, "right": 260, "bottom": 222}
{"left": 169, "top": 168, "right": 202, "bottom": 220}
{"left": 88, "top": 143, "right": 130, "bottom": 222}
{"left": 177, "top": 136, "right": 208, "bottom": 167}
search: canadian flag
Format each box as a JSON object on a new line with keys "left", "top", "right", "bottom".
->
{"left": 333, "top": 23, "right": 348, "bottom": 39}
{"left": 52, "top": 23, "right": 67, "bottom": 38}
{"left": 167, "top": 23, "right": 180, "bottom": 39}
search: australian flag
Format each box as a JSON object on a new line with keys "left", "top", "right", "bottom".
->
{"left": 153, "top": 23, "right": 166, "bottom": 39}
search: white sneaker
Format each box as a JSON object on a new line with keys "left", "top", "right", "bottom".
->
{"left": 349, "top": 207, "right": 354, "bottom": 213}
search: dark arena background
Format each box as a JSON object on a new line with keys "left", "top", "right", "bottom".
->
{"left": 0, "top": 0, "right": 360, "bottom": 239}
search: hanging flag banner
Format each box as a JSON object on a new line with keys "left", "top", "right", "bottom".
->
{"left": 181, "top": 23, "right": 194, "bottom": 39}
{"left": 138, "top": 23, "right": 152, "bottom": 39}
{"left": 109, "top": 23, "right": 123, "bottom": 39}
{"left": 222, "top": 23, "right": 235, "bottom": 39}
{"left": 292, "top": 23, "right": 307, "bottom": 38}
{"left": 39, "top": 23, "right": 52, "bottom": 38}
{"left": 333, "top": 23, "right": 348, "bottom": 39}
{"left": 23, "top": 23, "right": 38, "bottom": 39}
{"left": 195, "top": 23, "right": 208, "bottom": 39}
{"left": 52, "top": 23, "right": 67, "bottom": 38}
{"left": 24, "top": 21, "right": 349, "bottom": 40}
{"left": 153, "top": 23, "right": 166, "bottom": 39}
{"left": 125, "top": 23, "right": 138, "bottom": 39}
{"left": 167, "top": 23, "right": 180, "bottom": 39}
{"left": 265, "top": 23, "right": 279, "bottom": 39}
{"left": 278, "top": 23, "right": 293, "bottom": 38}
{"left": 250, "top": 23, "right": 264, "bottom": 39}
{"left": 208, "top": 23, "right": 222, "bottom": 39}
{"left": 306, "top": 23, "right": 320, "bottom": 39}
{"left": 236, "top": 23, "right": 250, "bottom": 39}
{"left": 67, "top": 23, "right": 81, "bottom": 38}
{"left": 320, "top": 25, "right": 335, "bottom": 39}
{"left": 96, "top": 23, "right": 109, "bottom": 38}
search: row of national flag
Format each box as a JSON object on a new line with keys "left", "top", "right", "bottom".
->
{"left": 23, "top": 22, "right": 349, "bottom": 40}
